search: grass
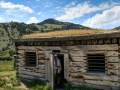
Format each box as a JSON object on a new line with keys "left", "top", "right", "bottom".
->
{"left": 23, "top": 29, "right": 119, "bottom": 38}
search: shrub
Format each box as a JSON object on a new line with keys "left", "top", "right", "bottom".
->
{"left": 27, "top": 78, "right": 51, "bottom": 90}
{"left": 10, "top": 76, "right": 21, "bottom": 86}
{"left": 0, "top": 78, "right": 6, "bottom": 87}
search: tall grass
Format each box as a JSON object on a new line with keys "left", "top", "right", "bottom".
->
{"left": 23, "top": 29, "right": 119, "bottom": 38}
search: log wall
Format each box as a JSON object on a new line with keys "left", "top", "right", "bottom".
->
{"left": 15, "top": 44, "right": 119, "bottom": 90}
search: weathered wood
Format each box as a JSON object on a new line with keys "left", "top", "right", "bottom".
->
{"left": 50, "top": 54, "right": 54, "bottom": 90}
{"left": 107, "top": 57, "right": 119, "bottom": 62}
{"left": 45, "top": 50, "right": 52, "bottom": 81}
{"left": 108, "top": 69, "right": 119, "bottom": 75}
{"left": 60, "top": 50, "right": 68, "bottom": 53}
{"left": 70, "top": 56, "right": 84, "bottom": 62}
{"left": 19, "top": 67, "right": 45, "bottom": 74}
{"left": 38, "top": 60, "right": 45, "bottom": 64}
{"left": 18, "top": 70, "right": 45, "bottom": 78}
{"left": 64, "top": 54, "right": 69, "bottom": 81}
{"left": 69, "top": 50, "right": 84, "bottom": 56}
{"left": 38, "top": 51, "right": 44, "bottom": 55}
{"left": 84, "top": 80, "right": 119, "bottom": 86}
{"left": 71, "top": 82, "right": 111, "bottom": 90}
{"left": 69, "top": 67, "right": 86, "bottom": 73}
{"left": 107, "top": 51, "right": 118, "bottom": 56}
{"left": 69, "top": 44, "right": 118, "bottom": 51}
{"left": 69, "top": 62, "right": 84, "bottom": 67}
{"left": 18, "top": 74, "right": 46, "bottom": 81}
{"left": 17, "top": 50, "right": 24, "bottom": 54}
{"left": 38, "top": 65, "right": 45, "bottom": 70}
{"left": 107, "top": 63, "right": 118, "bottom": 70}
{"left": 70, "top": 73, "right": 118, "bottom": 81}
{"left": 38, "top": 55, "right": 45, "bottom": 60}
{"left": 70, "top": 77, "right": 84, "bottom": 82}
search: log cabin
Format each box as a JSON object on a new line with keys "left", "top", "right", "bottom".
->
{"left": 14, "top": 31, "right": 120, "bottom": 90}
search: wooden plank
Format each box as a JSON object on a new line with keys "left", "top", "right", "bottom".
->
{"left": 69, "top": 44, "right": 118, "bottom": 51}
{"left": 38, "top": 55, "right": 45, "bottom": 60}
{"left": 17, "top": 50, "right": 24, "bottom": 54}
{"left": 70, "top": 73, "right": 118, "bottom": 81}
{"left": 108, "top": 57, "right": 119, "bottom": 62}
{"left": 19, "top": 67, "right": 45, "bottom": 74}
{"left": 45, "top": 50, "right": 52, "bottom": 81}
{"left": 18, "top": 74, "right": 46, "bottom": 81}
{"left": 84, "top": 80, "right": 119, "bottom": 86}
{"left": 70, "top": 77, "right": 84, "bottom": 82}
{"left": 108, "top": 69, "right": 119, "bottom": 75}
{"left": 69, "top": 50, "right": 84, "bottom": 57}
{"left": 38, "top": 51, "right": 44, "bottom": 55}
{"left": 107, "top": 63, "right": 118, "bottom": 70}
{"left": 60, "top": 50, "right": 68, "bottom": 53}
{"left": 71, "top": 82, "right": 111, "bottom": 90}
{"left": 64, "top": 54, "right": 69, "bottom": 81}
{"left": 18, "top": 70, "right": 45, "bottom": 78}
{"left": 50, "top": 54, "right": 54, "bottom": 90}
{"left": 38, "top": 65, "right": 45, "bottom": 70}
{"left": 69, "top": 67, "right": 86, "bottom": 73}
{"left": 107, "top": 51, "right": 118, "bottom": 56}
{"left": 70, "top": 56, "right": 84, "bottom": 62}
{"left": 69, "top": 62, "right": 84, "bottom": 67}
{"left": 38, "top": 60, "right": 45, "bottom": 64}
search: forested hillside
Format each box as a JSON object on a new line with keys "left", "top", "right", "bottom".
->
{"left": 0, "top": 18, "right": 91, "bottom": 52}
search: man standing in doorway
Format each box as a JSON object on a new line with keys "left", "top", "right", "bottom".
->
{"left": 54, "top": 54, "right": 61, "bottom": 87}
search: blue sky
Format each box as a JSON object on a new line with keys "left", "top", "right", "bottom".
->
{"left": 0, "top": 0, "right": 120, "bottom": 29}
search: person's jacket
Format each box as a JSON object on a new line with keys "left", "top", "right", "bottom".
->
{"left": 54, "top": 59, "right": 61, "bottom": 74}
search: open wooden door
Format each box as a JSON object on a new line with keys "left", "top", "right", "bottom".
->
{"left": 50, "top": 54, "right": 54, "bottom": 90}
{"left": 64, "top": 54, "right": 69, "bottom": 81}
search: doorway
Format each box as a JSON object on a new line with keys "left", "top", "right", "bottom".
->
{"left": 57, "top": 54, "right": 64, "bottom": 79}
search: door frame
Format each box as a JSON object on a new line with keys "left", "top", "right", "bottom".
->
{"left": 49, "top": 53, "right": 69, "bottom": 90}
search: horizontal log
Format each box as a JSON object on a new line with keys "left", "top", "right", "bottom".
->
{"left": 107, "top": 63, "right": 118, "bottom": 69}
{"left": 38, "top": 51, "right": 45, "bottom": 55}
{"left": 38, "top": 60, "right": 45, "bottom": 64}
{"left": 17, "top": 46, "right": 44, "bottom": 50}
{"left": 69, "top": 44, "right": 118, "bottom": 51}
{"left": 18, "top": 70, "right": 45, "bottom": 78}
{"left": 71, "top": 82, "right": 111, "bottom": 90}
{"left": 69, "top": 62, "right": 84, "bottom": 67}
{"left": 19, "top": 67, "right": 45, "bottom": 74}
{"left": 84, "top": 80, "right": 119, "bottom": 86}
{"left": 69, "top": 67, "right": 86, "bottom": 73}
{"left": 107, "top": 51, "right": 118, "bottom": 56}
{"left": 17, "top": 50, "right": 24, "bottom": 54}
{"left": 69, "top": 50, "right": 84, "bottom": 56}
{"left": 16, "top": 59, "right": 25, "bottom": 62}
{"left": 38, "top": 65, "right": 45, "bottom": 70}
{"left": 70, "top": 73, "right": 118, "bottom": 81}
{"left": 107, "top": 57, "right": 119, "bottom": 62}
{"left": 70, "top": 77, "right": 84, "bottom": 82}
{"left": 38, "top": 55, "right": 45, "bottom": 60}
{"left": 108, "top": 69, "right": 119, "bottom": 75}
{"left": 70, "top": 56, "right": 84, "bottom": 62}
{"left": 18, "top": 74, "right": 46, "bottom": 81}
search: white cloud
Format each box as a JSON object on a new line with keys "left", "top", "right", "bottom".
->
{"left": 0, "top": 17, "right": 4, "bottom": 21}
{"left": 56, "top": 1, "right": 118, "bottom": 21}
{"left": 82, "top": 6, "right": 120, "bottom": 29}
{"left": 44, "top": 2, "right": 52, "bottom": 8}
{"left": 26, "top": 17, "right": 39, "bottom": 24}
{"left": 37, "top": 12, "right": 42, "bottom": 15}
{"left": 0, "top": 1, "right": 33, "bottom": 13}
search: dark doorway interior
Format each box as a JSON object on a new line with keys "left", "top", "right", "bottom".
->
{"left": 57, "top": 54, "right": 64, "bottom": 79}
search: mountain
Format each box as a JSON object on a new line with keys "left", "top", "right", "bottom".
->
{"left": 112, "top": 26, "right": 120, "bottom": 30}
{"left": 0, "top": 18, "right": 91, "bottom": 51}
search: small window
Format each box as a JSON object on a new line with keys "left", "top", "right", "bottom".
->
{"left": 87, "top": 54, "right": 105, "bottom": 73}
{"left": 26, "top": 52, "right": 36, "bottom": 67}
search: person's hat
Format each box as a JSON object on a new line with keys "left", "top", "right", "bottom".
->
{"left": 54, "top": 54, "right": 57, "bottom": 56}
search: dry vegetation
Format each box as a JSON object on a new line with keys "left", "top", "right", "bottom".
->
{"left": 23, "top": 29, "right": 119, "bottom": 38}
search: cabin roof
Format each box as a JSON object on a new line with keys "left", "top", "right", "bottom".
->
{"left": 14, "top": 31, "right": 120, "bottom": 42}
